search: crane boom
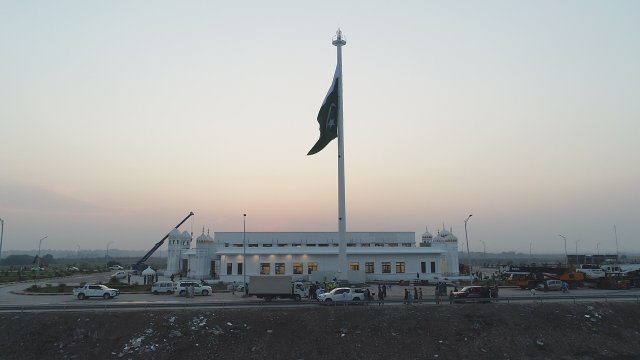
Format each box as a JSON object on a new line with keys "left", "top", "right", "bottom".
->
{"left": 131, "top": 212, "right": 194, "bottom": 272}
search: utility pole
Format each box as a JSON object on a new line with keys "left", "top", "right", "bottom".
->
{"left": 464, "top": 214, "right": 473, "bottom": 284}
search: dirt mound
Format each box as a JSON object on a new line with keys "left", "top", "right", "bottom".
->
{"left": 2, "top": 302, "right": 640, "bottom": 359}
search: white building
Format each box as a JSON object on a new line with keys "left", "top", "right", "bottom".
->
{"left": 166, "top": 226, "right": 460, "bottom": 283}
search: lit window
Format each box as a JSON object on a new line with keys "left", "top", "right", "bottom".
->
{"left": 308, "top": 262, "right": 318, "bottom": 274}
{"left": 382, "top": 262, "right": 391, "bottom": 273}
{"left": 349, "top": 262, "right": 359, "bottom": 271}
{"left": 260, "top": 263, "right": 270, "bottom": 275}
{"left": 365, "top": 262, "right": 375, "bottom": 273}
{"left": 275, "top": 263, "right": 285, "bottom": 275}
{"left": 396, "top": 262, "right": 405, "bottom": 273}
{"left": 293, "top": 262, "right": 303, "bottom": 274}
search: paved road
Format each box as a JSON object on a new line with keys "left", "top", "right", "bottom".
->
{"left": 2, "top": 274, "right": 640, "bottom": 310}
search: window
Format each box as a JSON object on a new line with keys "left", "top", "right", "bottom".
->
{"left": 382, "top": 262, "right": 391, "bottom": 273}
{"left": 396, "top": 262, "right": 405, "bottom": 273}
{"left": 275, "top": 263, "right": 285, "bottom": 275}
{"left": 388, "top": 243, "right": 398, "bottom": 247}
{"left": 262, "top": 244, "right": 272, "bottom": 247}
{"left": 308, "top": 262, "right": 318, "bottom": 274}
{"left": 318, "top": 244, "right": 329, "bottom": 247}
{"left": 347, "top": 243, "right": 356, "bottom": 247}
{"left": 332, "top": 243, "right": 339, "bottom": 247}
{"left": 226, "top": 263, "right": 233, "bottom": 275}
{"left": 402, "top": 243, "right": 413, "bottom": 247}
{"left": 360, "top": 243, "right": 371, "bottom": 247}
{"left": 421, "top": 261, "right": 426, "bottom": 273}
{"left": 248, "top": 244, "right": 258, "bottom": 247}
{"left": 260, "top": 263, "right": 270, "bottom": 275}
{"left": 237, "top": 263, "right": 243, "bottom": 275}
{"left": 430, "top": 261, "right": 436, "bottom": 273}
{"left": 277, "top": 243, "right": 288, "bottom": 247}
{"left": 233, "top": 244, "right": 243, "bottom": 247}
{"left": 293, "top": 262, "right": 303, "bottom": 275}
{"left": 307, "top": 244, "right": 317, "bottom": 247}
{"left": 349, "top": 262, "right": 359, "bottom": 271}
{"left": 375, "top": 243, "right": 384, "bottom": 247}
{"left": 365, "top": 262, "right": 375, "bottom": 273}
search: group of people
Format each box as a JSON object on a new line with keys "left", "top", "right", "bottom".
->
{"left": 403, "top": 287, "right": 423, "bottom": 305}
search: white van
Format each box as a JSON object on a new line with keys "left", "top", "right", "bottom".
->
{"left": 152, "top": 281, "right": 174, "bottom": 295}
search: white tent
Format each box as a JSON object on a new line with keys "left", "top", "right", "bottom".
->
{"left": 141, "top": 266, "right": 156, "bottom": 276}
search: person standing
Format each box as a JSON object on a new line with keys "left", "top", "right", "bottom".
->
{"left": 418, "top": 288, "right": 423, "bottom": 304}
{"left": 413, "top": 287, "right": 418, "bottom": 303}
{"left": 403, "top": 288, "right": 408, "bottom": 304}
{"left": 435, "top": 285, "right": 441, "bottom": 305}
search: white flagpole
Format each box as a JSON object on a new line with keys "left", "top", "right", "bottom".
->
{"left": 333, "top": 29, "right": 347, "bottom": 281}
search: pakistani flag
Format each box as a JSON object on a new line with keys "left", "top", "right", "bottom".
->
{"left": 307, "top": 66, "right": 340, "bottom": 155}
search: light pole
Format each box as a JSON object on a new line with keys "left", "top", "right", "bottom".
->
{"left": 558, "top": 235, "right": 568, "bottom": 266}
{"left": 464, "top": 214, "right": 473, "bottom": 284}
{"left": 106, "top": 241, "right": 114, "bottom": 269}
{"left": 597, "top": 242, "right": 600, "bottom": 256}
{"left": 243, "top": 214, "right": 247, "bottom": 295}
{"left": 37, "top": 235, "right": 48, "bottom": 266}
{"left": 0, "top": 218, "right": 4, "bottom": 266}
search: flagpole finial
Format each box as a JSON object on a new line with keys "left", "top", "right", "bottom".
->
{"left": 332, "top": 28, "right": 346, "bottom": 46}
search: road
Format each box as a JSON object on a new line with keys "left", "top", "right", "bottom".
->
{"left": 2, "top": 273, "right": 640, "bottom": 312}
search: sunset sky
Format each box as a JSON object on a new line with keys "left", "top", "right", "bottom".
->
{"left": 1, "top": 1, "right": 638, "bottom": 255}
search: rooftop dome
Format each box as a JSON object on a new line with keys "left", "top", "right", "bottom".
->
{"left": 433, "top": 226, "right": 458, "bottom": 243}
{"left": 168, "top": 228, "right": 181, "bottom": 240}
{"left": 180, "top": 230, "right": 191, "bottom": 241}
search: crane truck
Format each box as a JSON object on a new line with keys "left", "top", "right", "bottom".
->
{"left": 130, "top": 212, "right": 194, "bottom": 273}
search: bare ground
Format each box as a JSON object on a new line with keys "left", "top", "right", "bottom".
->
{"left": 2, "top": 302, "right": 640, "bottom": 360}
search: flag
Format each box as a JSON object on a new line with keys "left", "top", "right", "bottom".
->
{"left": 307, "top": 65, "right": 340, "bottom": 155}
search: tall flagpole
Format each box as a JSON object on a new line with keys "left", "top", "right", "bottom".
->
{"left": 333, "top": 29, "right": 347, "bottom": 281}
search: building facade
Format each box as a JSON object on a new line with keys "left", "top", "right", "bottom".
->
{"left": 166, "top": 227, "right": 460, "bottom": 283}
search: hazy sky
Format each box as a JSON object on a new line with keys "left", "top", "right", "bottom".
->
{"left": 1, "top": 1, "right": 638, "bottom": 255}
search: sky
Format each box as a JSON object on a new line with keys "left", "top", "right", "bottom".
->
{"left": 1, "top": 1, "right": 639, "bottom": 255}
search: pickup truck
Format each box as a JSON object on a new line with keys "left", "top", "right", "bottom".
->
{"left": 317, "top": 287, "right": 363, "bottom": 303}
{"left": 73, "top": 284, "right": 120, "bottom": 300}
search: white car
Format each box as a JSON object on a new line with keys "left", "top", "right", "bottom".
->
{"left": 111, "top": 271, "right": 127, "bottom": 279}
{"left": 109, "top": 265, "right": 124, "bottom": 270}
{"left": 174, "top": 281, "right": 212, "bottom": 296}
{"left": 317, "top": 287, "right": 363, "bottom": 303}
{"left": 66, "top": 266, "right": 79, "bottom": 272}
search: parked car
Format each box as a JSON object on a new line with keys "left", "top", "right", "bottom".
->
{"left": 536, "top": 279, "right": 562, "bottom": 291}
{"left": 31, "top": 267, "right": 45, "bottom": 271}
{"left": 317, "top": 287, "right": 363, "bottom": 303}
{"left": 109, "top": 265, "right": 124, "bottom": 270}
{"left": 66, "top": 266, "right": 79, "bottom": 272}
{"left": 73, "top": 284, "right": 119, "bottom": 300}
{"left": 174, "top": 281, "right": 212, "bottom": 296}
{"left": 111, "top": 271, "right": 127, "bottom": 279}
{"left": 152, "top": 281, "right": 174, "bottom": 295}
{"left": 451, "top": 286, "right": 498, "bottom": 303}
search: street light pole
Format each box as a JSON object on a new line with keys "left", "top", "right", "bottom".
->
{"left": 0, "top": 218, "right": 4, "bottom": 266}
{"left": 464, "top": 214, "right": 473, "bottom": 284}
{"left": 37, "top": 235, "right": 48, "bottom": 266}
{"left": 106, "top": 241, "right": 114, "bottom": 269}
{"left": 558, "top": 235, "right": 568, "bottom": 266}
{"left": 243, "top": 214, "right": 247, "bottom": 295}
